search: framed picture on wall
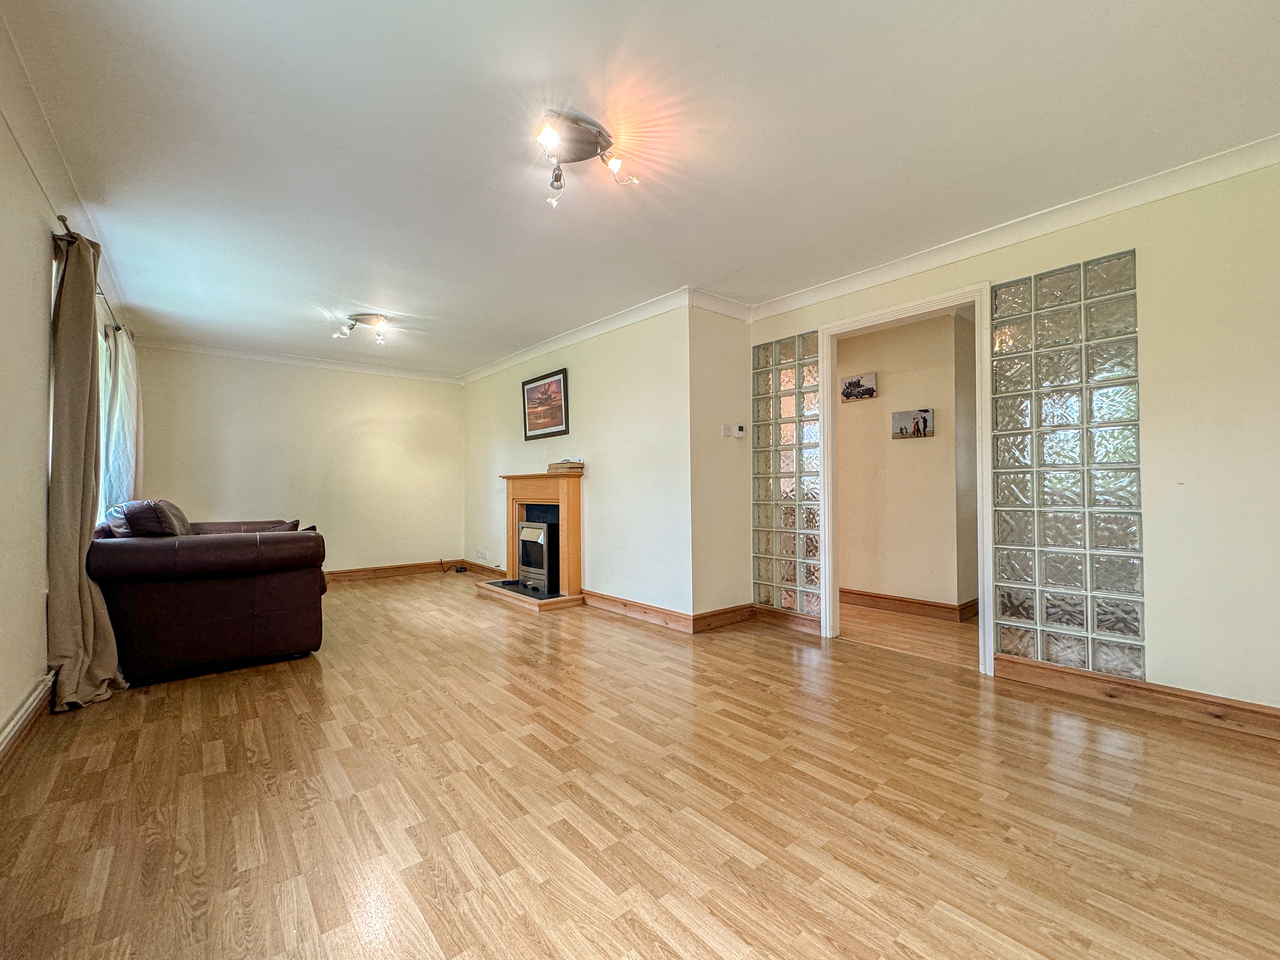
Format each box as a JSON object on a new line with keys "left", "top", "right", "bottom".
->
{"left": 522, "top": 368, "right": 569, "bottom": 440}
{"left": 891, "top": 408, "right": 934, "bottom": 439}
{"left": 840, "top": 372, "right": 877, "bottom": 401}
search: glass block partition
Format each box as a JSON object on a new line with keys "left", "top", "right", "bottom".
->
{"left": 991, "top": 251, "right": 1145, "bottom": 679}
{"left": 752, "top": 331, "right": 822, "bottom": 617}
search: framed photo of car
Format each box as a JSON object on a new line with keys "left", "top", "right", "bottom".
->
{"left": 840, "top": 372, "right": 877, "bottom": 402}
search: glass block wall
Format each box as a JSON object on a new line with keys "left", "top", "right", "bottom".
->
{"left": 752, "top": 332, "right": 822, "bottom": 617}
{"left": 991, "top": 251, "right": 1145, "bottom": 679}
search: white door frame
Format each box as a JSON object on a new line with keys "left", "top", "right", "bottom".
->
{"left": 817, "top": 282, "right": 995, "bottom": 675}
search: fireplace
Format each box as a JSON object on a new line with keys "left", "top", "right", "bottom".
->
{"left": 478, "top": 469, "right": 582, "bottom": 611}
{"left": 517, "top": 521, "right": 560, "bottom": 595}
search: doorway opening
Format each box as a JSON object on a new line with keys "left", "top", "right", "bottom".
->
{"left": 817, "top": 284, "right": 994, "bottom": 673}
{"left": 831, "top": 307, "right": 979, "bottom": 666}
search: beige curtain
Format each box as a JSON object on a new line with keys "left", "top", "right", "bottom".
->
{"left": 48, "top": 231, "right": 126, "bottom": 711}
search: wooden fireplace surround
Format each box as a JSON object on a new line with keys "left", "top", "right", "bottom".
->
{"left": 476, "top": 471, "right": 583, "bottom": 611}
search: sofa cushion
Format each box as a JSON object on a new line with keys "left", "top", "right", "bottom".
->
{"left": 189, "top": 519, "right": 299, "bottom": 535}
{"left": 105, "top": 499, "right": 193, "bottom": 537}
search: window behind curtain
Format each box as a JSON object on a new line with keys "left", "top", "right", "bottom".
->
{"left": 95, "top": 297, "right": 142, "bottom": 522}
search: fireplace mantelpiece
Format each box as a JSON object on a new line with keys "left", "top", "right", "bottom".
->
{"left": 476, "top": 471, "right": 583, "bottom": 612}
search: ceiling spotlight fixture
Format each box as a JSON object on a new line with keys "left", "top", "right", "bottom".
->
{"left": 535, "top": 111, "right": 639, "bottom": 206}
{"left": 333, "top": 314, "right": 390, "bottom": 345}
{"left": 536, "top": 125, "right": 560, "bottom": 151}
{"left": 548, "top": 164, "right": 565, "bottom": 207}
{"left": 601, "top": 151, "right": 637, "bottom": 185}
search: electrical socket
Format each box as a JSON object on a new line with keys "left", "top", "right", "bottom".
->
{"left": 476, "top": 547, "right": 488, "bottom": 560}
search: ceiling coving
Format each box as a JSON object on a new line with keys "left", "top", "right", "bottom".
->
{"left": 536, "top": 111, "right": 637, "bottom": 208}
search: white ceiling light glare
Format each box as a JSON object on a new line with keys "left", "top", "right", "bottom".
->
{"left": 332, "top": 313, "right": 390, "bottom": 344}
{"left": 536, "top": 111, "right": 638, "bottom": 207}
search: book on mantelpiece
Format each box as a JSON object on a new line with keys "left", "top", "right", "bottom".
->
{"left": 547, "top": 458, "right": 584, "bottom": 474}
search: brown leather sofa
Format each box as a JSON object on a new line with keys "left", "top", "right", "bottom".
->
{"left": 87, "top": 500, "right": 326, "bottom": 685}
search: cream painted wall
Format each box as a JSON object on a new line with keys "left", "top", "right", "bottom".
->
{"left": 688, "top": 306, "right": 752, "bottom": 614}
{"left": 953, "top": 317, "right": 978, "bottom": 605}
{"left": 0, "top": 120, "right": 54, "bottom": 728}
{"left": 836, "top": 316, "right": 970, "bottom": 605}
{"left": 463, "top": 307, "right": 695, "bottom": 613}
{"left": 135, "top": 347, "right": 465, "bottom": 570}
{"left": 755, "top": 163, "right": 1280, "bottom": 707}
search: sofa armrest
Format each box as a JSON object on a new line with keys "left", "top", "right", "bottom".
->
{"left": 88, "top": 531, "right": 325, "bottom": 582}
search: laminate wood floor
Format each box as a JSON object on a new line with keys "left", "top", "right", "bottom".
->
{"left": 839, "top": 604, "right": 979, "bottom": 669}
{"left": 4, "top": 571, "right": 1279, "bottom": 960}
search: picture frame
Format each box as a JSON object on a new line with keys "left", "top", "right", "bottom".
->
{"left": 840, "top": 372, "right": 877, "bottom": 402}
{"left": 891, "top": 408, "right": 935, "bottom": 439}
{"left": 522, "top": 368, "right": 569, "bottom": 441}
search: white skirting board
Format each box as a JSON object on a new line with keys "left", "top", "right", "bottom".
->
{"left": 0, "top": 671, "right": 54, "bottom": 757}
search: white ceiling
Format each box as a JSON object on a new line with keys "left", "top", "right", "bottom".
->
{"left": 4, "top": 0, "right": 1278, "bottom": 377}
